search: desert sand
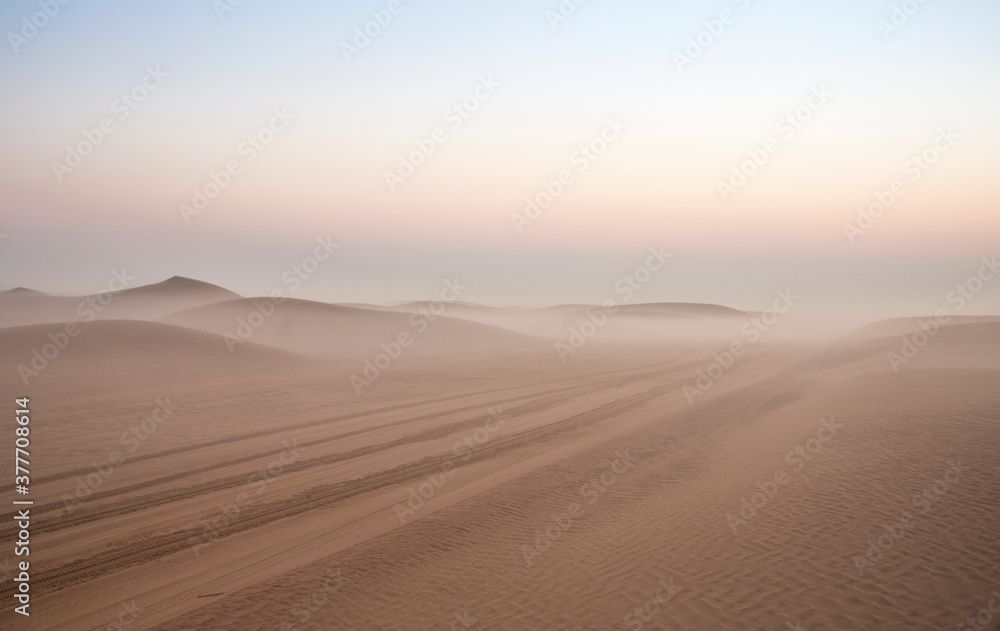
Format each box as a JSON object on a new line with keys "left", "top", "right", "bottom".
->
{"left": 1, "top": 278, "right": 998, "bottom": 630}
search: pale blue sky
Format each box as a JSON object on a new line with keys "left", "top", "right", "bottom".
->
{"left": 1, "top": 0, "right": 998, "bottom": 323}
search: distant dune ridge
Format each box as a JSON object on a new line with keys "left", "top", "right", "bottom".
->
{"left": 852, "top": 314, "right": 1000, "bottom": 340}
{"left": 0, "top": 276, "right": 998, "bottom": 630}
{"left": 1, "top": 275, "right": 997, "bottom": 390}
{"left": 1, "top": 274, "right": 997, "bottom": 391}
{"left": 0, "top": 275, "right": 241, "bottom": 329}
{"left": 0, "top": 275, "right": 769, "bottom": 377}
{"left": 161, "top": 297, "right": 548, "bottom": 359}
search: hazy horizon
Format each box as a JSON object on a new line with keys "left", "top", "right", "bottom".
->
{"left": 3, "top": 3, "right": 1000, "bottom": 629}
{"left": 2, "top": 0, "right": 999, "bottom": 321}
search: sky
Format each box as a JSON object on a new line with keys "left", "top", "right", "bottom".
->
{"left": 1, "top": 0, "right": 998, "bottom": 324}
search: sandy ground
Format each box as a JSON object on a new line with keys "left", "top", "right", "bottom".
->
{"left": 0, "top": 280, "right": 998, "bottom": 630}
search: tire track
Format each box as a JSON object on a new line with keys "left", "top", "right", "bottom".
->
{"left": 10, "top": 377, "right": 683, "bottom": 600}
{"left": 24, "top": 380, "right": 609, "bottom": 533}
{"left": 6, "top": 359, "right": 702, "bottom": 536}
{"left": 29, "top": 354, "right": 694, "bottom": 487}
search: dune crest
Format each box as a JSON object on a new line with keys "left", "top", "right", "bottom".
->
{"left": 1, "top": 277, "right": 997, "bottom": 631}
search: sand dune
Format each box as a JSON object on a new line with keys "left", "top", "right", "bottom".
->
{"left": 541, "top": 302, "right": 749, "bottom": 318}
{"left": 161, "top": 297, "right": 548, "bottom": 359}
{"left": 853, "top": 314, "right": 1000, "bottom": 341}
{"left": 2, "top": 275, "right": 754, "bottom": 348}
{"left": 144, "top": 325, "right": 999, "bottom": 631}
{"left": 0, "top": 279, "right": 997, "bottom": 631}
{"left": 0, "top": 276, "right": 241, "bottom": 329}
{"left": 0, "top": 319, "right": 309, "bottom": 394}
{"left": 5, "top": 3, "right": 995, "bottom": 629}
{"left": 379, "top": 300, "right": 751, "bottom": 342}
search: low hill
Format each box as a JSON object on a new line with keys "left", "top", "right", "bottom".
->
{"left": 160, "top": 297, "right": 548, "bottom": 360}
{"left": 0, "top": 276, "right": 241, "bottom": 328}
{"left": 0, "top": 319, "right": 308, "bottom": 394}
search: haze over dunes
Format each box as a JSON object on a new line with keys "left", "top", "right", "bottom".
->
{"left": 2, "top": 0, "right": 999, "bottom": 629}
{"left": 0, "top": 276, "right": 997, "bottom": 629}
{"left": 0, "top": 276, "right": 241, "bottom": 329}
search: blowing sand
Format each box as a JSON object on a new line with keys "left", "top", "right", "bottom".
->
{"left": 1, "top": 279, "right": 998, "bottom": 630}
